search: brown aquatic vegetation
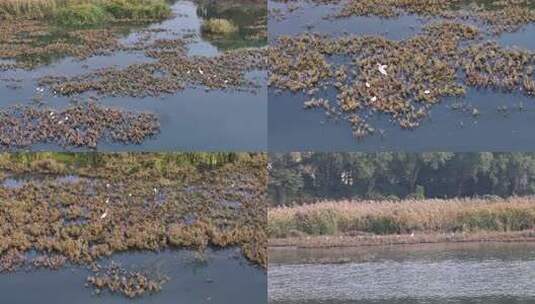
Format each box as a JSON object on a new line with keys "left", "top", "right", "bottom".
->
{"left": 336, "top": 0, "right": 535, "bottom": 34}
{"left": 87, "top": 262, "right": 168, "bottom": 298}
{"left": 32, "top": 254, "right": 67, "bottom": 269}
{"left": 39, "top": 46, "right": 268, "bottom": 97}
{"left": 0, "top": 249, "right": 25, "bottom": 272}
{"left": 271, "top": 0, "right": 535, "bottom": 34}
{"left": 461, "top": 41, "right": 535, "bottom": 94}
{"left": 0, "top": 20, "right": 125, "bottom": 69}
{"left": 269, "top": 22, "right": 486, "bottom": 137}
{"left": 0, "top": 103, "right": 160, "bottom": 149}
{"left": 1, "top": 14, "right": 266, "bottom": 97}
{"left": 0, "top": 153, "right": 267, "bottom": 296}
{"left": 0, "top": 19, "right": 190, "bottom": 70}
{"left": 268, "top": 196, "right": 535, "bottom": 238}
{"left": 269, "top": 21, "right": 535, "bottom": 138}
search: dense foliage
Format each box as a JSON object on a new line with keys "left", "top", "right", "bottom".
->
{"left": 268, "top": 153, "right": 535, "bottom": 205}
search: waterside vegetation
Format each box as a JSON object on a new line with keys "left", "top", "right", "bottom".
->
{"left": 0, "top": 0, "right": 172, "bottom": 26}
{"left": 269, "top": 197, "right": 535, "bottom": 238}
{"left": 0, "top": 152, "right": 267, "bottom": 297}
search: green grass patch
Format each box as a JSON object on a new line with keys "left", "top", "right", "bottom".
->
{"left": 54, "top": 3, "right": 109, "bottom": 26}
{"left": 103, "top": 0, "right": 171, "bottom": 20}
{"left": 0, "top": 0, "right": 171, "bottom": 26}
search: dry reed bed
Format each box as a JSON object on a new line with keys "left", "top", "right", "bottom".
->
{"left": 268, "top": 197, "right": 535, "bottom": 238}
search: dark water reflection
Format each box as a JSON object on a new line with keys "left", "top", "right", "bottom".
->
{"left": 268, "top": 0, "right": 535, "bottom": 151}
{"left": 268, "top": 242, "right": 535, "bottom": 304}
{"left": 0, "top": 248, "right": 266, "bottom": 303}
{"left": 0, "top": 0, "right": 267, "bottom": 152}
{"left": 197, "top": 0, "right": 267, "bottom": 50}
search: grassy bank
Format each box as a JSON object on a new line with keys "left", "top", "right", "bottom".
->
{"left": 268, "top": 197, "right": 535, "bottom": 239}
{"left": 0, "top": 0, "right": 171, "bottom": 25}
{"left": 0, "top": 152, "right": 264, "bottom": 180}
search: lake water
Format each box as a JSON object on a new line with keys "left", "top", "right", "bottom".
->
{"left": 269, "top": 242, "right": 535, "bottom": 304}
{"left": 0, "top": 248, "right": 266, "bottom": 303}
{"left": 268, "top": 0, "right": 535, "bottom": 151}
{"left": 0, "top": 0, "right": 267, "bottom": 152}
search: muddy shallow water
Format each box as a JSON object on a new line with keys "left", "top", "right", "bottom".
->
{"left": 268, "top": 242, "right": 535, "bottom": 304}
{"left": 0, "top": 248, "right": 266, "bottom": 303}
{"left": 0, "top": 0, "right": 267, "bottom": 151}
{"left": 268, "top": 0, "right": 535, "bottom": 151}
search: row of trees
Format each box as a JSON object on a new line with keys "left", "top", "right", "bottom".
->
{"left": 268, "top": 153, "right": 535, "bottom": 205}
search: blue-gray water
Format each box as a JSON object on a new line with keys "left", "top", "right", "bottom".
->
{"left": 268, "top": 242, "right": 535, "bottom": 304}
{"left": 0, "top": 248, "right": 266, "bottom": 303}
{"left": 0, "top": 0, "right": 267, "bottom": 152}
{"left": 267, "top": 0, "right": 535, "bottom": 151}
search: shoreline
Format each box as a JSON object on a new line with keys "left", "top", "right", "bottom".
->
{"left": 269, "top": 230, "right": 535, "bottom": 249}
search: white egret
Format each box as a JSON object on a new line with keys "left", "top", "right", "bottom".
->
{"left": 377, "top": 64, "right": 388, "bottom": 76}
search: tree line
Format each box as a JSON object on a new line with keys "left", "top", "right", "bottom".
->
{"left": 268, "top": 152, "right": 535, "bottom": 205}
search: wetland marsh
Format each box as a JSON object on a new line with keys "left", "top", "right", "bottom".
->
{"left": 268, "top": 152, "right": 535, "bottom": 303}
{"left": 268, "top": 0, "right": 535, "bottom": 151}
{"left": 0, "top": 0, "right": 268, "bottom": 151}
{"left": 0, "top": 153, "right": 267, "bottom": 300}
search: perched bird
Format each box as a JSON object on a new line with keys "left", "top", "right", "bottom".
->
{"left": 377, "top": 64, "right": 388, "bottom": 76}
{"left": 100, "top": 209, "right": 108, "bottom": 219}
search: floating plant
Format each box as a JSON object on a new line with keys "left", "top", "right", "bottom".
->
{"left": 0, "top": 153, "right": 267, "bottom": 297}
{"left": 0, "top": 103, "right": 160, "bottom": 149}
{"left": 87, "top": 262, "right": 169, "bottom": 298}
{"left": 39, "top": 46, "right": 268, "bottom": 97}
{"left": 268, "top": 21, "right": 535, "bottom": 138}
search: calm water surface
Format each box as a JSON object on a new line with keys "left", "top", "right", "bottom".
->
{"left": 0, "top": 0, "right": 267, "bottom": 152}
{"left": 269, "top": 242, "right": 535, "bottom": 304}
{"left": 268, "top": 0, "right": 535, "bottom": 151}
{"left": 0, "top": 248, "right": 266, "bottom": 303}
